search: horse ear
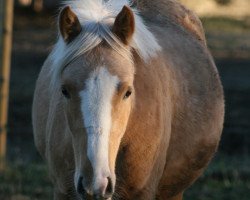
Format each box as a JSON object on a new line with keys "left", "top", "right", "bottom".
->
{"left": 112, "top": 6, "right": 135, "bottom": 45}
{"left": 59, "top": 6, "right": 82, "bottom": 43}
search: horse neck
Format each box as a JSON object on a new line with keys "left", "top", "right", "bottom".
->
{"left": 135, "top": 0, "right": 185, "bottom": 20}
{"left": 135, "top": 0, "right": 206, "bottom": 43}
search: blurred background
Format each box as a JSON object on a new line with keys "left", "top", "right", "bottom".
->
{"left": 0, "top": 0, "right": 250, "bottom": 199}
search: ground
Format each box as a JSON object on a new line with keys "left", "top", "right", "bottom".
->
{"left": 0, "top": 10, "right": 250, "bottom": 200}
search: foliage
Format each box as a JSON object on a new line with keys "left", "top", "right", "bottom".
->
{"left": 201, "top": 17, "right": 250, "bottom": 33}
{"left": 214, "top": 0, "right": 232, "bottom": 6}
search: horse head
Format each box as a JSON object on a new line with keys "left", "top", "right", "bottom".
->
{"left": 57, "top": 4, "right": 135, "bottom": 199}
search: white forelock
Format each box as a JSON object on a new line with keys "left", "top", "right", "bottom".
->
{"left": 49, "top": 0, "right": 161, "bottom": 88}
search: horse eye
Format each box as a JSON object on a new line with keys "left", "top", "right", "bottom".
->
{"left": 123, "top": 90, "right": 132, "bottom": 100}
{"left": 62, "top": 86, "right": 70, "bottom": 99}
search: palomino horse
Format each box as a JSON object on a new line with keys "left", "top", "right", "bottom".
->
{"left": 32, "top": 0, "right": 224, "bottom": 199}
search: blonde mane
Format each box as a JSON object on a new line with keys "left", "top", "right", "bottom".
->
{"left": 49, "top": 0, "right": 161, "bottom": 87}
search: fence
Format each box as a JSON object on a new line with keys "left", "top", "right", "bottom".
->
{"left": 0, "top": 0, "right": 14, "bottom": 169}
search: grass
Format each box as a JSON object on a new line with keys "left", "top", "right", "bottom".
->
{"left": 0, "top": 155, "right": 250, "bottom": 200}
{"left": 185, "top": 155, "right": 250, "bottom": 200}
{"left": 0, "top": 162, "right": 52, "bottom": 200}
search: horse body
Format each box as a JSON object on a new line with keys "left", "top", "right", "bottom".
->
{"left": 114, "top": 21, "right": 224, "bottom": 199}
{"left": 32, "top": 0, "right": 224, "bottom": 199}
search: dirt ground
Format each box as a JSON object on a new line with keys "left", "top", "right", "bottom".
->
{"left": 2, "top": 9, "right": 250, "bottom": 200}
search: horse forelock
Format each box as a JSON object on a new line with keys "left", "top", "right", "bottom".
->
{"left": 49, "top": 0, "right": 161, "bottom": 90}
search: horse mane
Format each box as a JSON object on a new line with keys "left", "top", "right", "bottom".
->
{"left": 49, "top": 0, "right": 205, "bottom": 89}
{"left": 49, "top": 0, "right": 161, "bottom": 88}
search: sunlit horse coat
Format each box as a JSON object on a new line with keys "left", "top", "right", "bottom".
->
{"left": 32, "top": 0, "right": 224, "bottom": 199}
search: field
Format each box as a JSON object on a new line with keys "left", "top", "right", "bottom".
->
{"left": 0, "top": 9, "right": 250, "bottom": 200}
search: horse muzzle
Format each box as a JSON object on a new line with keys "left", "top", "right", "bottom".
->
{"left": 77, "top": 175, "right": 114, "bottom": 200}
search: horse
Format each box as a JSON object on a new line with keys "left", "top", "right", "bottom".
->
{"left": 32, "top": 0, "right": 224, "bottom": 199}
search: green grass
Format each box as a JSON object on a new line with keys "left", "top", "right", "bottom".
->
{"left": 0, "top": 162, "right": 52, "bottom": 200}
{"left": 0, "top": 155, "right": 249, "bottom": 200}
{"left": 185, "top": 155, "right": 250, "bottom": 200}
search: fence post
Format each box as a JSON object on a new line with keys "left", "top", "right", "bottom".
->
{"left": 0, "top": 0, "right": 14, "bottom": 170}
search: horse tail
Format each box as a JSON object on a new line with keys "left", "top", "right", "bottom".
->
{"left": 132, "top": 0, "right": 206, "bottom": 44}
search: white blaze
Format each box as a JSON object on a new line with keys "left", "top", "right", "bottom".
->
{"left": 79, "top": 67, "right": 119, "bottom": 189}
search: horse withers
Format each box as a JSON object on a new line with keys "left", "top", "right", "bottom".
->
{"left": 32, "top": 0, "right": 224, "bottom": 199}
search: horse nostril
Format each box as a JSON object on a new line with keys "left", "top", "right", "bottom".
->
{"left": 106, "top": 176, "right": 113, "bottom": 194}
{"left": 104, "top": 176, "right": 113, "bottom": 198}
{"left": 77, "top": 176, "right": 85, "bottom": 195}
